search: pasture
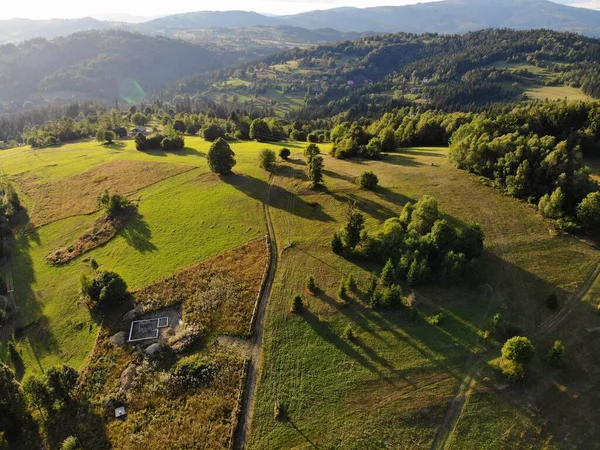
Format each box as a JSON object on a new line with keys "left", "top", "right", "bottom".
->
{"left": 247, "top": 147, "right": 600, "bottom": 449}
{"left": 0, "top": 138, "right": 599, "bottom": 448}
{"left": 1, "top": 137, "right": 295, "bottom": 376}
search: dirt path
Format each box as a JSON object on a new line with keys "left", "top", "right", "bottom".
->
{"left": 234, "top": 173, "right": 279, "bottom": 450}
{"left": 535, "top": 259, "right": 600, "bottom": 337}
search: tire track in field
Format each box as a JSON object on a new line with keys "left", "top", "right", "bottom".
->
{"left": 535, "top": 259, "right": 600, "bottom": 337}
{"left": 234, "top": 173, "right": 279, "bottom": 450}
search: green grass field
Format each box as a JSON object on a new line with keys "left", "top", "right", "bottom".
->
{"left": 247, "top": 147, "right": 600, "bottom": 449}
{"left": 3, "top": 138, "right": 302, "bottom": 376}
{"left": 2, "top": 141, "right": 599, "bottom": 448}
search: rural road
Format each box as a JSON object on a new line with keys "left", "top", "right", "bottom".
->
{"left": 234, "top": 173, "right": 279, "bottom": 450}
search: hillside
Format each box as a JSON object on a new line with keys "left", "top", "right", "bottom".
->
{"left": 0, "top": 30, "right": 242, "bottom": 110}
{"left": 1, "top": 0, "right": 600, "bottom": 47}
{"left": 179, "top": 28, "right": 600, "bottom": 118}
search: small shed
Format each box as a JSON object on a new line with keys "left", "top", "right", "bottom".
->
{"left": 115, "top": 406, "right": 126, "bottom": 418}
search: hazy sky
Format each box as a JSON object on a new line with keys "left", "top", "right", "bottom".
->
{"left": 0, "top": 0, "right": 599, "bottom": 20}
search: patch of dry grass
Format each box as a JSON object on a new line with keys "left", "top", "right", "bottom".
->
{"left": 75, "top": 238, "right": 268, "bottom": 449}
{"left": 15, "top": 160, "right": 193, "bottom": 226}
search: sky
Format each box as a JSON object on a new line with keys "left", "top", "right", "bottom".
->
{"left": 0, "top": 0, "right": 599, "bottom": 21}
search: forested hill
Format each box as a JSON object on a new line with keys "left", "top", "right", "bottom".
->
{"left": 0, "top": 30, "right": 245, "bottom": 111}
{"left": 177, "top": 28, "right": 600, "bottom": 118}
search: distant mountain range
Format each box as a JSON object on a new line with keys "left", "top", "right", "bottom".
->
{"left": 1, "top": 0, "right": 600, "bottom": 45}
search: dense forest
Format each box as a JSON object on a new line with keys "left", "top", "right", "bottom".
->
{"left": 0, "top": 30, "right": 249, "bottom": 111}
{"left": 170, "top": 29, "right": 600, "bottom": 119}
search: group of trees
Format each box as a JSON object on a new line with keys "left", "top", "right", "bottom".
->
{"left": 80, "top": 271, "right": 128, "bottom": 311}
{"left": 449, "top": 101, "right": 600, "bottom": 231}
{"left": 333, "top": 196, "right": 484, "bottom": 288}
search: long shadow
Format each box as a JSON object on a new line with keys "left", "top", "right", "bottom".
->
{"left": 277, "top": 164, "right": 309, "bottom": 182}
{"left": 323, "top": 169, "right": 355, "bottom": 184}
{"left": 119, "top": 211, "right": 157, "bottom": 253}
{"left": 287, "top": 419, "right": 320, "bottom": 449}
{"left": 223, "top": 173, "right": 334, "bottom": 222}
{"left": 143, "top": 146, "right": 206, "bottom": 158}
{"left": 21, "top": 315, "right": 59, "bottom": 360}
{"left": 383, "top": 154, "right": 426, "bottom": 167}
{"left": 396, "top": 149, "right": 446, "bottom": 158}
{"left": 328, "top": 190, "right": 398, "bottom": 222}
{"left": 302, "top": 309, "right": 393, "bottom": 383}
{"left": 373, "top": 187, "right": 414, "bottom": 209}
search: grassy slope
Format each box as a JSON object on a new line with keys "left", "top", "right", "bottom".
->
{"left": 248, "top": 147, "right": 599, "bottom": 449}
{"left": 5, "top": 138, "right": 301, "bottom": 376}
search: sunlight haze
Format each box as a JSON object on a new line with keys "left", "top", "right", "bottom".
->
{"left": 1, "top": 0, "right": 599, "bottom": 20}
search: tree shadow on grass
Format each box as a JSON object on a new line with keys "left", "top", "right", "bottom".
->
{"left": 287, "top": 418, "right": 320, "bottom": 449}
{"left": 373, "top": 187, "right": 414, "bottom": 209}
{"left": 323, "top": 169, "right": 355, "bottom": 185}
{"left": 223, "top": 173, "right": 334, "bottom": 222}
{"left": 383, "top": 154, "right": 426, "bottom": 167}
{"left": 328, "top": 190, "right": 398, "bottom": 222}
{"left": 142, "top": 146, "right": 206, "bottom": 158}
{"left": 302, "top": 309, "right": 395, "bottom": 384}
{"left": 276, "top": 164, "right": 309, "bottom": 182}
{"left": 120, "top": 212, "right": 157, "bottom": 254}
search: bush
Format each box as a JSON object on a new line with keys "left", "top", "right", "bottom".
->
{"left": 428, "top": 313, "right": 445, "bottom": 326}
{"left": 259, "top": 149, "right": 277, "bottom": 171}
{"left": 501, "top": 336, "right": 535, "bottom": 363}
{"left": 291, "top": 295, "right": 303, "bottom": 313}
{"left": 97, "top": 190, "right": 130, "bottom": 217}
{"left": 337, "top": 282, "right": 348, "bottom": 301}
{"left": 381, "top": 259, "right": 395, "bottom": 286}
{"left": 366, "top": 276, "right": 378, "bottom": 298}
{"left": 545, "top": 340, "right": 565, "bottom": 365}
{"left": 382, "top": 285, "right": 403, "bottom": 310}
{"left": 356, "top": 171, "right": 379, "bottom": 190}
{"left": 279, "top": 148, "right": 291, "bottom": 160}
{"left": 290, "top": 130, "right": 307, "bottom": 141}
{"left": 307, "top": 132, "right": 319, "bottom": 143}
{"left": 370, "top": 290, "right": 383, "bottom": 309}
{"left": 546, "top": 293, "right": 559, "bottom": 310}
{"left": 60, "top": 436, "right": 78, "bottom": 450}
{"left": 331, "top": 232, "right": 344, "bottom": 254}
{"left": 81, "top": 271, "right": 128, "bottom": 310}
{"left": 306, "top": 276, "right": 316, "bottom": 295}
{"left": 497, "top": 358, "right": 525, "bottom": 382}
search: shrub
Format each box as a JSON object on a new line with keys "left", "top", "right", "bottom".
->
{"left": 207, "top": 138, "right": 236, "bottom": 175}
{"left": 80, "top": 271, "right": 128, "bottom": 310}
{"left": 291, "top": 295, "right": 303, "bottom": 313}
{"left": 497, "top": 358, "right": 525, "bottom": 382}
{"left": 97, "top": 190, "right": 130, "bottom": 217}
{"left": 343, "top": 325, "right": 355, "bottom": 341}
{"left": 307, "top": 132, "right": 319, "bottom": 143}
{"left": 306, "top": 276, "right": 316, "bottom": 295}
{"left": 428, "top": 313, "right": 445, "bottom": 326}
{"left": 279, "top": 148, "right": 291, "bottom": 160}
{"left": 308, "top": 155, "right": 324, "bottom": 187}
{"left": 290, "top": 130, "right": 307, "bottom": 141}
{"left": 381, "top": 259, "right": 395, "bottom": 286}
{"left": 60, "top": 436, "right": 79, "bottom": 450}
{"left": 331, "top": 232, "right": 344, "bottom": 254}
{"left": 370, "top": 290, "right": 383, "bottom": 310}
{"left": 545, "top": 340, "right": 565, "bottom": 365}
{"left": 546, "top": 293, "right": 559, "bottom": 310}
{"left": 356, "top": 171, "right": 379, "bottom": 190}
{"left": 382, "top": 285, "right": 403, "bottom": 310}
{"left": 259, "top": 149, "right": 277, "bottom": 171}
{"left": 366, "top": 276, "right": 378, "bottom": 298}
{"left": 501, "top": 336, "right": 535, "bottom": 363}
{"left": 337, "top": 282, "right": 348, "bottom": 301}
